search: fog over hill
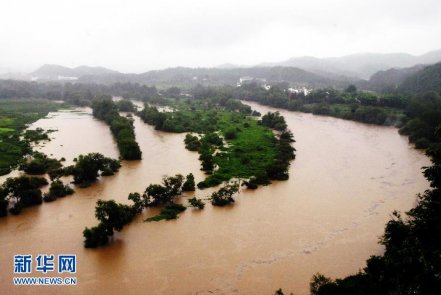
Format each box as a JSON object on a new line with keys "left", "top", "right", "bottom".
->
{"left": 77, "top": 66, "right": 354, "bottom": 88}
{"left": 367, "top": 64, "right": 427, "bottom": 91}
{"left": 2, "top": 49, "right": 440, "bottom": 91}
{"left": 30, "top": 64, "right": 119, "bottom": 80}
{"left": 256, "top": 49, "right": 441, "bottom": 79}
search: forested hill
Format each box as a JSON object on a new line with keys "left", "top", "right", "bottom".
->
{"left": 21, "top": 64, "right": 361, "bottom": 89}
{"left": 259, "top": 49, "right": 441, "bottom": 79}
{"left": 367, "top": 64, "right": 425, "bottom": 92}
{"left": 399, "top": 63, "right": 441, "bottom": 95}
{"left": 78, "top": 66, "right": 358, "bottom": 88}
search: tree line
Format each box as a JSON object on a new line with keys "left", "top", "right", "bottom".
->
{"left": 0, "top": 152, "right": 121, "bottom": 217}
{"left": 189, "top": 84, "right": 441, "bottom": 151}
{"left": 83, "top": 174, "right": 239, "bottom": 248}
{"left": 91, "top": 96, "right": 142, "bottom": 160}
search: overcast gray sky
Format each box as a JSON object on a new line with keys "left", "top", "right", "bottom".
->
{"left": 1, "top": 0, "right": 440, "bottom": 73}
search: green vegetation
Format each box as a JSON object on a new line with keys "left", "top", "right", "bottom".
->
{"left": 142, "top": 174, "right": 184, "bottom": 207}
{"left": 23, "top": 127, "right": 55, "bottom": 143}
{"left": 190, "top": 85, "right": 441, "bottom": 152}
{"left": 65, "top": 153, "right": 121, "bottom": 187}
{"left": 400, "top": 62, "right": 441, "bottom": 95}
{"left": 188, "top": 197, "right": 205, "bottom": 209}
{"left": 83, "top": 199, "right": 135, "bottom": 248}
{"left": 83, "top": 174, "right": 189, "bottom": 247}
{"left": 182, "top": 173, "right": 196, "bottom": 191}
{"left": 19, "top": 151, "right": 62, "bottom": 175}
{"left": 141, "top": 175, "right": 189, "bottom": 221}
{"left": 210, "top": 182, "right": 239, "bottom": 206}
{"left": 83, "top": 223, "right": 109, "bottom": 248}
{"left": 138, "top": 98, "right": 295, "bottom": 189}
{"left": 0, "top": 175, "right": 48, "bottom": 216}
{"left": 0, "top": 80, "right": 161, "bottom": 104}
{"left": 43, "top": 180, "right": 74, "bottom": 202}
{"left": 399, "top": 91, "right": 441, "bottom": 149}
{"left": 0, "top": 99, "right": 65, "bottom": 175}
{"left": 116, "top": 99, "right": 136, "bottom": 112}
{"left": 92, "top": 96, "right": 142, "bottom": 160}
{"left": 144, "top": 203, "right": 187, "bottom": 222}
{"left": 83, "top": 173, "right": 243, "bottom": 247}
{"left": 184, "top": 134, "right": 201, "bottom": 151}
{"left": 1, "top": 152, "right": 121, "bottom": 217}
{"left": 234, "top": 83, "right": 406, "bottom": 126}
{"left": 261, "top": 112, "right": 288, "bottom": 131}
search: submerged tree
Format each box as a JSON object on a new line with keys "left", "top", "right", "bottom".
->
{"left": 95, "top": 199, "right": 134, "bottom": 236}
{"left": 19, "top": 152, "right": 62, "bottom": 175}
{"left": 83, "top": 198, "right": 137, "bottom": 248}
{"left": 182, "top": 173, "right": 196, "bottom": 192}
{"left": 67, "top": 153, "right": 121, "bottom": 187}
{"left": 128, "top": 192, "right": 143, "bottom": 215}
{"left": 0, "top": 176, "right": 48, "bottom": 216}
{"left": 83, "top": 223, "right": 109, "bottom": 248}
{"left": 210, "top": 182, "right": 239, "bottom": 206}
{"left": 199, "top": 146, "right": 215, "bottom": 173}
{"left": 188, "top": 197, "right": 205, "bottom": 209}
{"left": 142, "top": 174, "right": 184, "bottom": 206}
{"left": 43, "top": 180, "right": 74, "bottom": 202}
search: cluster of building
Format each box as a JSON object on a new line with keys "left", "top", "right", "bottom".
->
{"left": 31, "top": 76, "right": 78, "bottom": 82}
{"left": 237, "top": 76, "right": 311, "bottom": 95}
{"left": 237, "top": 76, "right": 270, "bottom": 90}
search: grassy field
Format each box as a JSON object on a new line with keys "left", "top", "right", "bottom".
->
{"left": 0, "top": 127, "right": 15, "bottom": 134}
{"left": 0, "top": 99, "right": 68, "bottom": 175}
{"left": 203, "top": 111, "right": 277, "bottom": 186}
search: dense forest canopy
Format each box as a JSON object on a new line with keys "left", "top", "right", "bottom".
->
{"left": 92, "top": 96, "right": 142, "bottom": 160}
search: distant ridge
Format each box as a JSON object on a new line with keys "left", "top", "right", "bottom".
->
{"left": 6, "top": 48, "right": 440, "bottom": 89}
{"left": 31, "top": 64, "right": 119, "bottom": 80}
{"left": 76, "top": 66, "right": 361, "bottom": 88}
{"left": 367, "top": 64, "right": 426, "bottom": 91}
{"left": 257, "top": 49, "right": 441, "bottom": 79}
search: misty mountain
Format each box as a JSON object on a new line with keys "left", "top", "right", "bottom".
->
{"left": 260, "top": 49, "right": 441, "bottom": 79}
{"left": 399, "top": 62, "right": 441, "bottom": 95}
{"left": 215, "top": 63, "right": 244, "bottom": 69}
{"left": 0, "top": 72, "right": 31, "bottom": 80}
{"left": 367, "top": 64, "right": 426, "bottom": 91}
{"left": 31, "top": 64, "right": 119, "bottom": 80}
{"left": 77, "top": 66, "right": 360, "bottom": 88}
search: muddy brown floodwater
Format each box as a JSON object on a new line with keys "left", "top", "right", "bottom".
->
{"left": 0, "top": 102, "right": 430, "bottom": 294}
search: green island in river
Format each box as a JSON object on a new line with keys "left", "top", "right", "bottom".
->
{"left": 137, "top": 97, "right": 296, "bottom": 189}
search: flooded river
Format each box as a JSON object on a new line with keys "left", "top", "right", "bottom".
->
{"left": 0, "top": 102, "right": 430, "bottom": 294}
